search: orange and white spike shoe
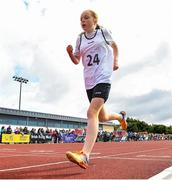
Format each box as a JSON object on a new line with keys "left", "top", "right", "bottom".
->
{"left": 119, "top": 111, "right": 127, "bottom": 130}
{"left": 66, "top": 150, "right": 89, "bottom": 169}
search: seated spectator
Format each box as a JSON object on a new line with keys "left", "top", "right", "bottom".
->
{"left": 19, "top": 127, "right": 24, "bottom": 135}
{"left": 45, "top": 128, "right": 50, "bottom": 134}
{"left": 6, "top": 125, "right": 12, "bottom": 134}
{"left": 52, "top": 129, "right": 59, "bottom": 143}
{"left": 30, "top": 128, "right": 37, "bottom": 135}
{"left": 1, "top": 126, "right": 6, "bottom": 134}
{"left": 14, "top": 127, "right": 20, "bottom": 134}
{"left": 0, "top": 126, "right": 6, "bottom": 143}
{"left": 23, "top": 127, "right": 29, "bottom": 134}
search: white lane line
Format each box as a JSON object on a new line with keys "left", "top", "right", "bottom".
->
{"left": 0, "top": 150, "right": 62, "bottom": 158}
{"left": 0, "top": 161, "right": 69, "bottom": 172}
{"left": 30, "top": 150, "right": 54, "bottom": 153}
{"left": 0, "top": 147, "right": 169, "bottom": 173}
{"left": 0, "top": 154, "right": 58, "bottom": 158}
{"left": 90, "top": 152, "right": 101, "bottom": 155}
{"left": 104, "top": 156, "right": 171, "bottom": 162}
{"left": 148, "top": 166, "right": 172, "bottom": 180}
{"left": 91, "top": 147, "right": 168, "bottom": 160}
{"left": 137, "top": 155, "right": 172, "bottom": 158}
{"left": 0, "top": 149, "right": 16, "bottom": 152}
{"left": 0, "top": 152, "right": 61, "bottom": 158}
{"left": 1, "top": 148, "right": 165, "bottom": 159}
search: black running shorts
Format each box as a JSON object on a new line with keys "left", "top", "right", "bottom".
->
{"left": 86, "top": 83, "right": 111, "bottom": 103}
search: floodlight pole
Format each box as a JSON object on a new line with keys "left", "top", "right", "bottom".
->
{"left": 13, "top": 76, "right": 29, "bottom": 111}
{"left": 19, "top": 81, "right": 22, "bottom": 111}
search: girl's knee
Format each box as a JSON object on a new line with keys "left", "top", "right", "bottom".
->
{"left": 87, "top": 108, "right": 98, "bottom": 119}
{"left": 99, "top": 119, "right": 104, "bottom": 122}
{"left": 99, "top": 114, "right": 109, "bottom": 122}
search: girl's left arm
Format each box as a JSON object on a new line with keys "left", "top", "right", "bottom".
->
{"left": 103, "top": 28, "right": 119, "bottom": 71}
{"left": 111, "top": 41, "right": 119, "bottom": 71}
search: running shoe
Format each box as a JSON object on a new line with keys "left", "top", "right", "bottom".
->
{"left": 119, "top": 111, "right": 127, "bottom": 130}
{"left": 66, "top": 150, "right": 89, "bottom": 169}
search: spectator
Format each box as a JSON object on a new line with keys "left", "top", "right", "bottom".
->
{"left": 30, "top": 128, "right": 37, "bottom": 135}
{"left": 52, "top": 129, "right": 58, "bottom": 143}
{"left": 14, "top": 127, "right": 20, "bottom": 134}
{"left": 1, "top": 126, "right": 6, "bottom": 134}
{"left": 6, "top": 125, "right": 12, "bottom": 134}
{"left": 23, "top": 127, "right": 29, "bottom": 134}
{"left": 0, "top": 126, "right": 6, "bottom": 143}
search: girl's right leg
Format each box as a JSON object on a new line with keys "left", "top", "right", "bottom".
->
{"left": 66, "top": 97, "right": 104, "bottom": 169}
{"left": 82, "top": 97, "right": 104, "bottom": 156}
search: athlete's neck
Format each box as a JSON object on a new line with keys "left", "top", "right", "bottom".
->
{"left": 85, "top": 29, "right": 96, "bottom": 35}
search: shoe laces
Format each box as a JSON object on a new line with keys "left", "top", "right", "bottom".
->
{"left": 80, "top": 150, "right": 89, "bottom": 164}
{"left": 120, "top": 111, "right": 126, "bottom": 121}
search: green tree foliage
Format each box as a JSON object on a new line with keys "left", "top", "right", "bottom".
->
{"left": 166, "top": 126, "right": 172, "bottom": 134}
{"left": 126, "top": 117, "right": 172, "bottom": 134}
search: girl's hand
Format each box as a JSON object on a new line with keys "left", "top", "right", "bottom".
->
{"left": 113, "top": 63, "right": 119, "bottom": 71}
{"left": 66, "top": 45, "right": 73, "bottom": 54}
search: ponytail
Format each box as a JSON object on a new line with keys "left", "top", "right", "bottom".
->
{"left": 96, "top": 24, "right": 101, "bottom": 29}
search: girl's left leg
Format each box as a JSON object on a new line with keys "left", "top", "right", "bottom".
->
{"left": 98, "top": 105, "right": 127, "bottom": 130}
{"left": 98, "top": 105, "right": 121, "bottom": 121}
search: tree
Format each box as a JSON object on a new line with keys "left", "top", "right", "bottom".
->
{"left": 126, "top": 117, "right": 172, "bottom": 134}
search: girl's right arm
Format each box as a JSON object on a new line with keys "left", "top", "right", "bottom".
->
{"left": 66, "top": 45, "right": 80, "bottom": 65}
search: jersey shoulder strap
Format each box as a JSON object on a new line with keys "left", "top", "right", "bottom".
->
{"left": 78, "top": 32, "right": 84, "bottom": 51}
{"left": 78, "top": 27, "right": 109, "bottom": 51}
{"left": 100, "top": 27, "right": 110, "bottom": 45}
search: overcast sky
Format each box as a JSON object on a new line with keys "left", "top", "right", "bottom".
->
{"left": 0, "top": 0, "right": 171, "bottom": 126}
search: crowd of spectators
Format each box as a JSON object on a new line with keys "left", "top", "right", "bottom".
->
{"left": 0, "top": 125, "right": 172, "bottom": 144}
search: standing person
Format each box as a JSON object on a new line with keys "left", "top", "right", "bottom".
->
{"left": 66, "top": 9, "right": 127, "bottom": 169}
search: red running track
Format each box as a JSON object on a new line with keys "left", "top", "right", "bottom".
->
{"left": 0, "top": 141, "right": 172, "bottom": 179}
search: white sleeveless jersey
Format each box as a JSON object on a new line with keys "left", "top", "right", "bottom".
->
{"left": 74, "top": 27, "right": 114, "bottom": 90}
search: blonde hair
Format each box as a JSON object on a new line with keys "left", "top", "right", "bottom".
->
{"left": 88, "top": 9, "right": 98, "bottom": 23}
{"left": 84, "top": 9, "right": 100, "bottom": 29}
